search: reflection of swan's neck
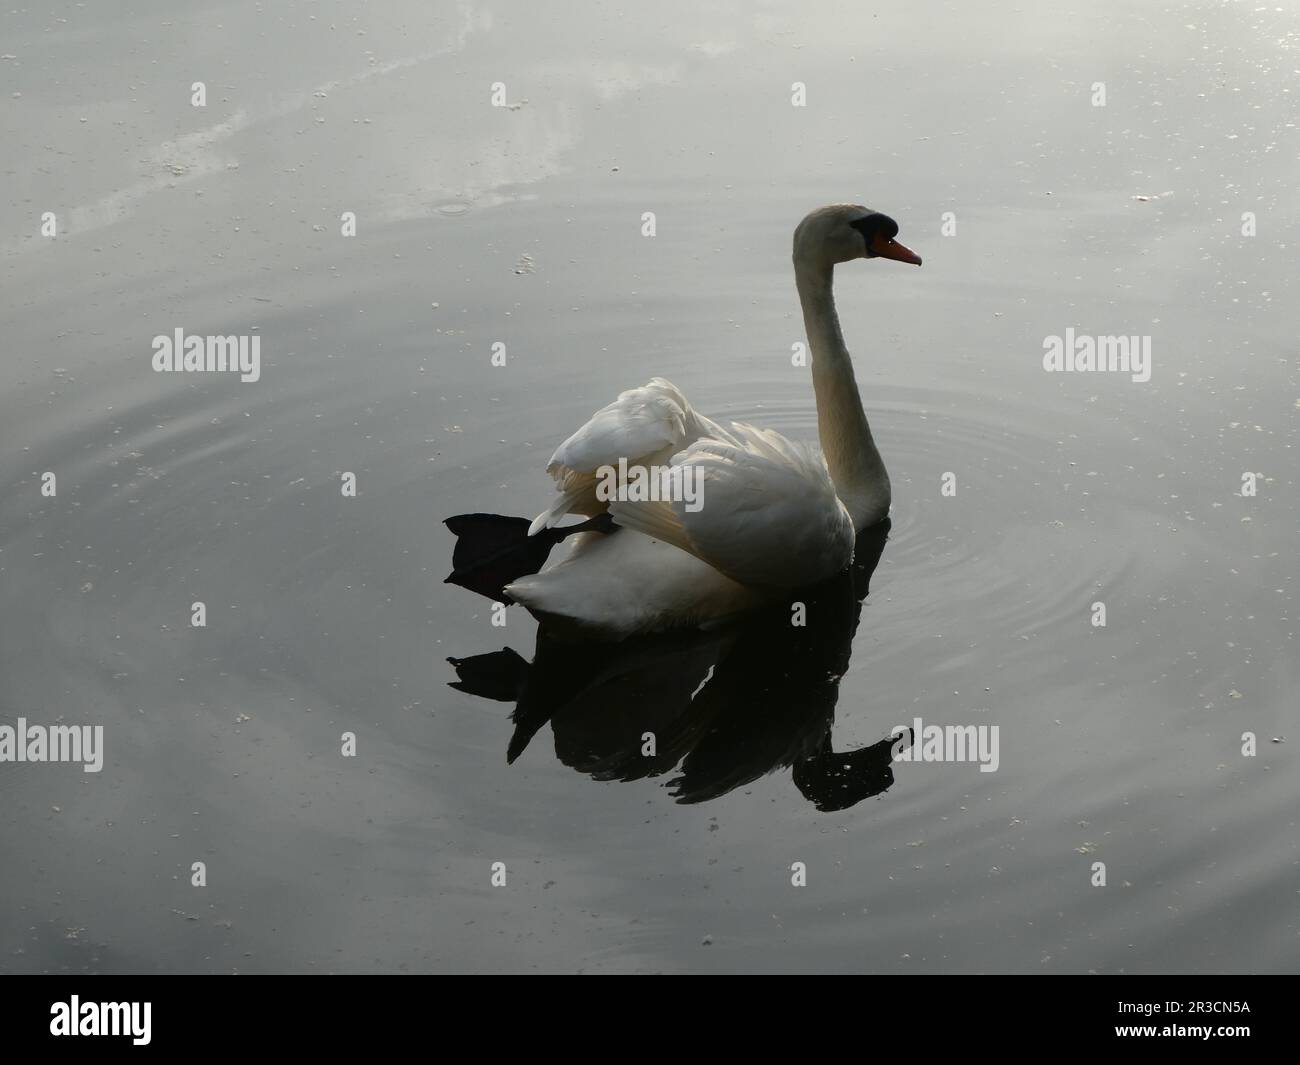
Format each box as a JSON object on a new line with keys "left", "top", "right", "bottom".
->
{"left": 794, "top": 252, "right": 890, "bottom": 528}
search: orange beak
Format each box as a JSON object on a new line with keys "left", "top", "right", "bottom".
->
{"left": 871, "top": 234, "right": 922, "bottom": 266}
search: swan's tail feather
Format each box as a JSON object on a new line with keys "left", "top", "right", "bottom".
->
{"left": 444, "top": 512, "right": 616, "bottom": 602}
{"left": 527, "top": 475, "right": 596, "bottom": 536}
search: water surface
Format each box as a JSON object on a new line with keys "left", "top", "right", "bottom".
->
{"left": 1, "top": 0, "right": 1296, "bottom": 973}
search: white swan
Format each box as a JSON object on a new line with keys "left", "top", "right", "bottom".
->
{"left": 445, "top": 204, "right": 921, "bottom": 636}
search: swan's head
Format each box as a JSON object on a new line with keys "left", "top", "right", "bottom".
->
{"left": 794, "top": 204, "right": 922, "bottom": 268}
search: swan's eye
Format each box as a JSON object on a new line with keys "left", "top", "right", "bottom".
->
{"left": 849, "top": 213, "right": 921, "bottom": 265}
{"left": 849, "top": 213, "right": 900, "bottom": 249}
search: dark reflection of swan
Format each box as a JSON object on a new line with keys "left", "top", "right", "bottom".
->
{"left": 447, "top": 520, "right": 910, "bottom": 810}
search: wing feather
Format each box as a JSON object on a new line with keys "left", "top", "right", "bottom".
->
{"left": 608, "top": 426, "right": 855, "bottom": 589}
{"left": 531, "top": 378, "right": 709, "bottom": 533}
{"left": 547, "top": 378, "right": 690, "bottom": 477}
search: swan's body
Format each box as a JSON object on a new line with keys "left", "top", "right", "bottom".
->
{"left": 458, "top": 204, "right": 921, "bottom": 637}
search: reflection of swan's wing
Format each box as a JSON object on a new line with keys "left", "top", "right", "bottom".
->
{"left": 530, "top": 377, "right": 726, "bottom": 534}
{"left": 608, "top": 423, "right": 855, "bottom": 589}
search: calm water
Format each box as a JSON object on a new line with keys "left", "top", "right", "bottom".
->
{"left": 1, "top": 0, "right": 1296, "bottom": 974}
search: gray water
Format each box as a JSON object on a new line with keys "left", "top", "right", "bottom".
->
{"left": 1, "top": 0, "right": 1296, "bottom": 974}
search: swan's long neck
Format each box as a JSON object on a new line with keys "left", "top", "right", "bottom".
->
{"left": 794, "top": 252, "right": 891, "bottom": 528}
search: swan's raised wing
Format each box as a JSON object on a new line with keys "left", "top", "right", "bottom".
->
{"left": 530, "top": 378, "right": 730, "bottom": 534}
{"left": 607, "top": 423, "right": 855, "bottom": 590}
{"left": 548, "top": 378, "right": 689, "bottom": 476}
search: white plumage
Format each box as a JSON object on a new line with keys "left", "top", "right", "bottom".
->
{"left": 607, "top": 423, "right": 855, "bottom": 590}
{"left": 527, "top": 378, "right": 733, "bottom": 535}
{"left": 507, "top": 382, "right": 855, "bottom": 632}
{"left": 483, "top": 204, "right": 921, "bottom": 636}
